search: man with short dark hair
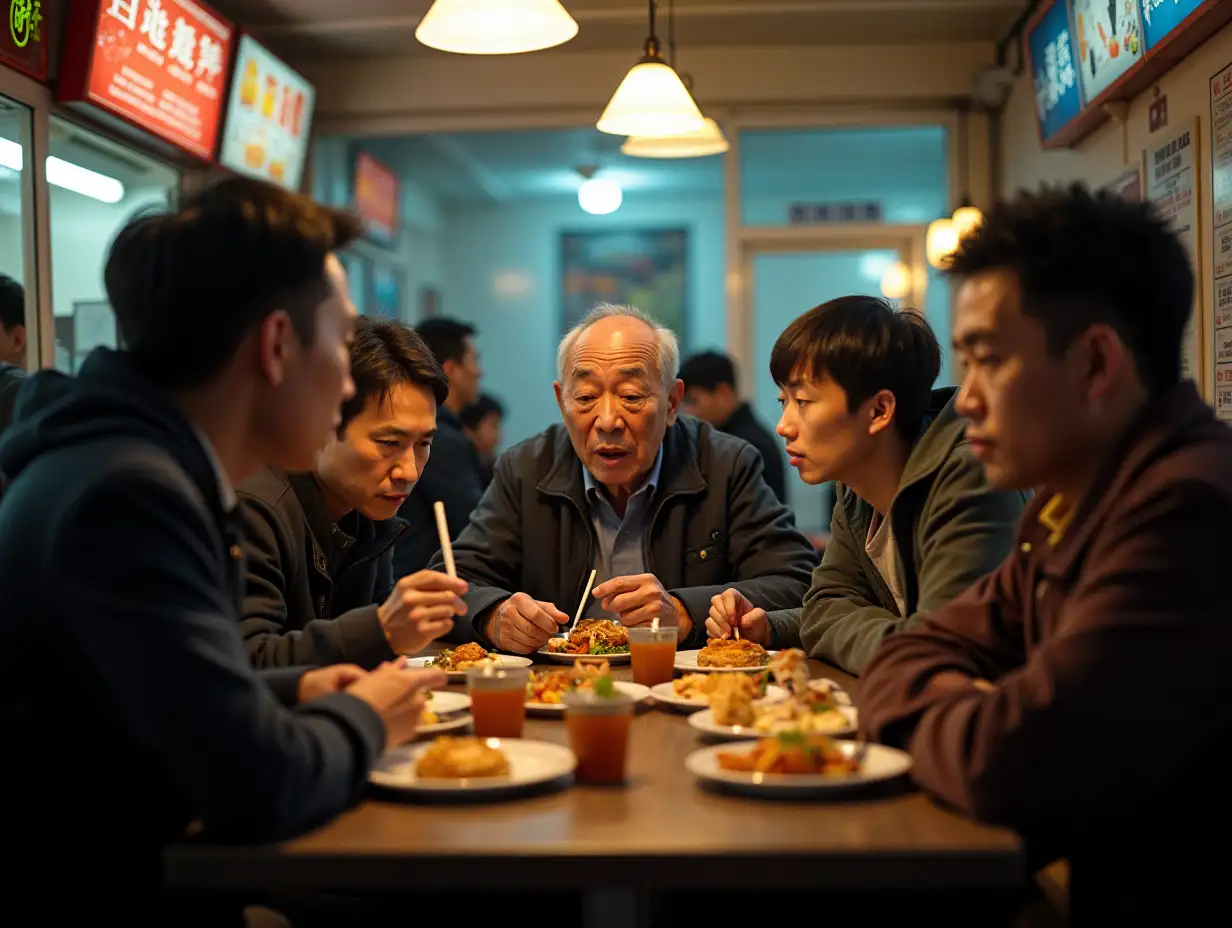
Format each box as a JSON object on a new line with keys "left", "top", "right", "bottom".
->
{"left": 0, "top": 178, "right": 444, "bottom": 920}
{"left": 860, "top": 186, "right": 1232, "bottom": 923}
{"left": 707, "top": 296, "right": 1026, "bottom": 675}
{"left": 680, "top": 350, "right": 787, "bottom": 503}
{"left": 0, "top": 273, "right": 28, "bottom": 435}
{"left": 393, "top": 316, "right": 486, "bottom": 575}
{"left": 461, "top": 392, "right": 504, "bottom": 488}
{"left": 239, "top": 315, "right": 472, "bottom": 669}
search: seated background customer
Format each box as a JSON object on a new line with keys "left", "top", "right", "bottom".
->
{"left": 707, "top": 297, "right": 1025, "bottom": 675}
{"left": 859, "top": 185, "right": 1232, "bottom": 924}
{"left": 461, "top": 392, "right": 504, "bottom": 489}
{"left": 239, "top": 315, "right": 471, "bottom": 669}
{"left": 436, "top": 304, "right": 818, "bottom": 654}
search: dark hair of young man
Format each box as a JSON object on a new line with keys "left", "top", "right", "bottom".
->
{"left": 103, "top": 177, "right": 362, "bottom": 390}
{"left": 0, "top": 274, "right": 23, "bottom": 333}
{"left": 679, "top": 351, "right": 737, "bottom": 392}
{"left": 339, "top": 315, "right": 450, "bottom": 432}
{"left": 415, "top": 317, "right": 476, "bottom": 367}
{"left": 770, "top": 296, "right": 942, "bottom": 441}
{"left": 946, "top": 183, "right": 1193, "bottom": 395}
{"left": 460, "top": 393, "right": 504, "bottom": 431}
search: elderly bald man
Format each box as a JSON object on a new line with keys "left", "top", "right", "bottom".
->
{"left": 434, "top": 304, "right": 818, "bottom": 653}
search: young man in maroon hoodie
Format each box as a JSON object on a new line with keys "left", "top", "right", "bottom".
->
{"left": 860, "top": 185, "right": 1232, "bottom": 925}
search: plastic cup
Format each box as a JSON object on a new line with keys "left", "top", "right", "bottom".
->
{"left": 563, "top": 689, "right": 635, "bottom": 785}
{"left": 467, "top": 665, "right": 529, "bottom": 739}
{"left": 628, "top": 626, "right": 678, "bottom": 686}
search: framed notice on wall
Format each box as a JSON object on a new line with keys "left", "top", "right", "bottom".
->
{"left": 1145, "top": 119, "right": 1201, "bottom": 386}
{"left": 1209, "top": 63, "right": 1232, "bottom": 420}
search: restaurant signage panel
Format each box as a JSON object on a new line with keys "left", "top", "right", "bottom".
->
{"left": 218, "top": 33, "right": 315, "bottom": 191}
{"left": 59, "top": 0, "right": 233, "bottom": 160}
{"left": 1141, "top": 0, "right": 1208, "bottom": 51}
{"left": 1027, "top": 0, "right": 1084, "bottom": 145}
{"left": 354, "top": 151, "right": 399, "bottom": 245}
{"left": 3, "top": 0, "right": 47, "bottom": 80}
{"left": 1071, "top": 0, "right": 1145, "bottom": 103}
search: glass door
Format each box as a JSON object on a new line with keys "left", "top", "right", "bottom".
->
{"left": 0, "top": 94, "right": 36, "bottom": 372}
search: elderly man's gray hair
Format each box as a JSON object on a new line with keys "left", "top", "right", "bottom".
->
{"left": 557, "top": 304, "right": 680, "bottom": 393}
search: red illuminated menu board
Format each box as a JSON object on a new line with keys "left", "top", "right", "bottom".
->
{"left": 354, "top": 152, "right": 399, "bottom": 244}
{"left": 59, "top": 0, "right": 234, "bottom": 161}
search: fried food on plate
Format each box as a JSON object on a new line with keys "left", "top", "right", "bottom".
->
{"left": 709, "top": 674, "right": 757, "bottom": 727}
{"left": 527, "top": 659, "right": 612, "bottom": 704}
{"left": 673, "top": 672, "right": 769, "bottom": 703}
{"left": 697, "top": 637, "right": 769, "bottom": 668}
{"left": 546, "top": 619, "right": 630, "bottom": 655}
{"left": 415, "top": 736, "right": 511, "bottom": 779}
{"left": 430, "top": 642, "right": 496, "bottom": 672}
{"left": 716, "top": 733, "right": 859, "bottom": 776}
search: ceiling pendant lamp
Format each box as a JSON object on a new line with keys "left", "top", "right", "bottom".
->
{"left": 880, "top": 261, "right": 912, "bottom": 300}
{"left": 597, "top": 0, "right": 704, "bottom": 138}
{"left": 415, "top": 0, "right": 579, "bottom": 55}
{"left": 621, "top": 116, "right": 728, "bottom": 158}
{"left": 951, "top": 201, "right": 984, "bottom": 239}
{"left": 926, "top": 218, "right": 959, "bottom": 270}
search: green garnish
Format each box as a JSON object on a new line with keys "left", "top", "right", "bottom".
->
{"left": 775, "top": 730, "right": 807, "bottom": 746}
{"left": 592, "top": 675, "right": 615, "bottom": 698}
{"left": 429, "top": 650, "right": 452, "bottom": 668}
{"left": 589, "top": 643, "right": 631, "bottom": 655}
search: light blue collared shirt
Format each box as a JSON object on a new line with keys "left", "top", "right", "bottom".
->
{"left": 582, "top": 450, "right": 663, "bottom": 621}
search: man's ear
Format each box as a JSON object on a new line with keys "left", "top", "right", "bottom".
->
{"left": 666, "top": 378, "right": 685, "bottom": 425}
{"left": 866, "top": 388, "right": 898, "bottom": 437}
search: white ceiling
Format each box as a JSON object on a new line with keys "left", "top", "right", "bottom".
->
{"left": 212, "top": 0, "right": 1025, "bottom": 61}
{"left": 348, "top": 124, "right": 947, "bottom": 207}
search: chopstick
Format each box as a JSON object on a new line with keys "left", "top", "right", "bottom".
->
{"left": 569, "top": 569, "right": 597, "bottom": 634}
{"left": 733, "top": 596, "right": 743, "bottom": 640}
{"left": 433, "top": 500, "right": 456, "bottom": 579}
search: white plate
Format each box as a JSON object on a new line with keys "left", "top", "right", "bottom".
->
{"left": 403, "top": 654, "right": 533, "bottom": 682}
{"left": 415, "top": 714, "right": 472, "bottom": 736}
{"left": 674, "top": 649, "right": 779, "bottom": 673}
{"left": 687, "top": 705, "right": 858, "bottom": 740}
{"left": 525, "top": 681, "right": 651, "bottom": 716}
{"left": 423, "top": 691, "right": 472, "bottom": 715}
{"left": 370, "top": 738, "right": 576, "bottom": 797}
{"left": 650, "top": 681, "right": 789, "bottom": 712}
{"left": 686, "top": 741, "right": 911, "bottom": 799}
{"left": 535, "top": 647, "right": 631, "bottom": 665}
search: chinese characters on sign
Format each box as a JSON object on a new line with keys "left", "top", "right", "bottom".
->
{"left": 1210, "top": 63, "right": 1232, "bottom": 419}
{"left": 1146, "top": 122, "right": 1200, "bottom": 383}
{"left": 218, "top": 34, "right": 315, "bottom": 192}
{"left": 1027, "top": 0, "right": 1084, "bottom": 144}
{"left": 3, "top": 0, "right": 46, "bottom": 78}
{"left": 73, "top": 0, "right": 232, "bottom": 159}
{"left": 787, "top": 202, "right": 882, "bottom": 224}
{"left": 1141, "top": 0, "right": 1206, "bottom": 51}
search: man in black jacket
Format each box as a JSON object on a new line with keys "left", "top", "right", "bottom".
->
{"left": 680, "top": 350, "right": 788, "bottom": 503}
{"left": 0, "top": 273, "right": 28, "bottom": 437}
{"left": 0, "top": 178, "right": 444, "bottom": 923}
{"left": 393, "top": 317, "right": 486, "bottom": 576}
{"left": 435, "top": 304, "right": 818, "bottom": 653}
{"left": 238, "top": 315, "right": 471, "bottom": 668}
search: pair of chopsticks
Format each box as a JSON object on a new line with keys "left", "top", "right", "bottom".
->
{"left": 435, "top": 501, "right": 596, "bottom": 637}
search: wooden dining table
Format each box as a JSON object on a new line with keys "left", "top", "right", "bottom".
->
{"left": 165, "top": 646, "right": 1025, "bottom": 925}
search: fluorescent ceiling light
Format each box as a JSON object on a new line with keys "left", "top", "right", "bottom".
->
{"left": 0, "top": 139, "right": 124, "bottom": 204}
{"left": 597, "top": 60, "right": 704, "bottom": 138}
{"left": 621, "top": 117, "right": 729, "bottom": 158}
{"left": 416, "top": 0, "right": 578, "bottom": 54}
{"left": 577, "top": 177, "right": 622, "bottom": 215}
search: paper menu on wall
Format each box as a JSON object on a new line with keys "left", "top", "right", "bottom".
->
{"left": 1210, "top": 64, "right": 1232, "bottom": 420}
{"left": 1146, "top": 121, "right": 1200, "bottom": 385}
{"left": 1071, "top": 0, "right": 1144, "bottom": 102}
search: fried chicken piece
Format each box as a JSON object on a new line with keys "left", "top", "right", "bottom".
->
{"left": 415, "top": 736, "right": 510, "bottom": 779}
{"left": 698, "top": 637, "right": 768, "bottom": 668}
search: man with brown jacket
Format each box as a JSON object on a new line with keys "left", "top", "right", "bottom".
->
{"left": 860, "top": 185, "right": 1232, "bottom": 924}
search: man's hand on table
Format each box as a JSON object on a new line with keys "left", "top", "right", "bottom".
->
{"left": 378, "top": 570, "right": 468, "bottom": 655}
{"left": 705, "top": 588, "right": 771, "bottom": 646}
{"left": 592, "top": 574, "right": 693, "bottom": 641}
{"left": 485, "top": 592, "right": 569, "bottom": 654}
{"left": 346, "top": 664, "right": 447, "bottom": 748}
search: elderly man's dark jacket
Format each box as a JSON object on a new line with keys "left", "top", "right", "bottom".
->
{"left": 434, "top": 416, "right": 819, "bottom": 648}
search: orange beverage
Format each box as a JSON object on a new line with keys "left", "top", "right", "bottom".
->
{"left": 564, "top": 690, "right": 634, "bottom": 784}
{"left": 467, "top": 666, "right": 528, "bottom": 739}
{"left": 628, "top": 626, "right": 678, "bottom": 686}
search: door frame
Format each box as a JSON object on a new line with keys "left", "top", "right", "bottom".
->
{"left": 733, "top": 223, "right": 929, "bottom": 399}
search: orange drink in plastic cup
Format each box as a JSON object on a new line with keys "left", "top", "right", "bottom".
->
{"left": 563, "top": 687, "right": 634, "bottom": 785}
{"left": 467, "top": 665, "right": 529, "bottom": 739}
{"left": 628, "top": 626, "right": 677, "bottom": 687}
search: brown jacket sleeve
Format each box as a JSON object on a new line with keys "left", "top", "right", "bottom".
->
{"left": 859, "top": 479, "right": 1232, "bottom": 832}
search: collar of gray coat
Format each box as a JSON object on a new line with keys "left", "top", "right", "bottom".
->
{"left": 537, "top": 416, "right": 708, "bottom": 503}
